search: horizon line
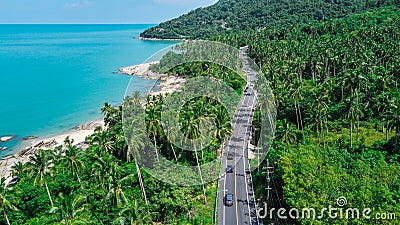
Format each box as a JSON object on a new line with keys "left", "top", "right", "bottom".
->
{"left": 0, "top": 23, "right": 158, "bottom": 25}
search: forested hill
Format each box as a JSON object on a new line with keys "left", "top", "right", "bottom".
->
{"left": 140, "top": 0, "right": 399, "bottom": 39}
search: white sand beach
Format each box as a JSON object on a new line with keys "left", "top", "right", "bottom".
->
{"left": 0, "top": 119, "right": 104, "bottom": 180}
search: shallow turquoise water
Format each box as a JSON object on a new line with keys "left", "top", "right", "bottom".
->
{"left": 0, "top": 24, "right": 177, "bottom": 156}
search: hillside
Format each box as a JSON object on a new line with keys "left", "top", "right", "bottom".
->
{"left": 140, "top": 0, "right": 399, "bottom": 39}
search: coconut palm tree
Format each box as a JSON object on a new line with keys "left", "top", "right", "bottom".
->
{"left": 50, "top": 192, "right": 90, "bottom": 225}
{"left": 386, "top": 98, "right": 400, "bottom": 149}
{"left": 181, "top": 111, "right": 207, "bottom": 205}
{"left": 27, "top": 149, "right": 54, "bottom": 207}
{"left": 346, "top": 101, "right": 357, "bottom": 149}
{"left": 0, "top": 178, "right": 18, "bottom": 225}
{"left": 145, "top": 98, "right": 162, "bottom": 162}
{"left": 112, "top": 199, "right": 152, "bottom": 225}
{"left": 290, "top": 82, "right": 304, "bottom": 130}
{"left": 122, "top": 93, "right": 150, "bottom": 207}
{"left": 10, "top": 161, "right": 25, "bottom": 177}
{"left": 212, "top": 106, "right": 233, "bottom": 144}
{"left": 60, "top": 137, "right": 87, "bottom": 200}
{"left": 127, "top": 136, "right": 149, "bottom": 207}
{"left": 104, "top": 163, "right": 133, "bottom": 210}
{"left": 280, "top": 119, "right": 297, "bottom": 147}
{"left": 90, "top": 131, "right": 114, "bottom": 156}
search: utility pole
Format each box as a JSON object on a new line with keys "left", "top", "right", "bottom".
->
{"left": 263, "top": 159, "right": 274, "bottom": 200}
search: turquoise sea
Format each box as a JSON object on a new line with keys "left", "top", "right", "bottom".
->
{"left": 0, "top": 24, "right": 177, "bottom": 157}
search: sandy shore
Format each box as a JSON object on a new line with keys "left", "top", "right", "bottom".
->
{"left": 119, "top": 62, "right": 186, "bottom": 96}
{"left": 0, "top": 119, "right": 104, "bottom": 180}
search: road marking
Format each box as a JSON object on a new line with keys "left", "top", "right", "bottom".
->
{"left": 243, "top": 94, "right": 257, "bottom": 224}
{"left": 222, "top": 142, "right": 228, "bottom": 225}
{"left": 234, "top": 91, "right": 248, "bottom": 225}
{"left": 220, "top": 49, "right": 260, "bottom": 225}
{"left": 235, "top": 103, "right": 242, "bottom": 225}
{"left": 235, "top": 150, "right": 239, "bottom": 225}
{"left": 243, "top": 95, "right": 252, "bottom": 223}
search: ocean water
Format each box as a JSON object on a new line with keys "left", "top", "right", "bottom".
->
{"left": 0, "top": 24, "right": 177, "bottom": 157}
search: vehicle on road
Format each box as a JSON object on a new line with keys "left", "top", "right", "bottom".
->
{"left": 8, "top": 177, "right": 20, "bottom": 186}
{"left": 225, "top": 193, "right": 234, "bottom": 207}
{"left": 226, "top": 165, "right": 233, "bottom": 173}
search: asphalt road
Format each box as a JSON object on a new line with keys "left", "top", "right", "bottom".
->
{"left": 218, "top": 47, "right": 259, "bottom": 225}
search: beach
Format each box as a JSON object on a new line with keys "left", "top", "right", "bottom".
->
{"left": 0, "top": 119, "right": 104, "bottom": 180}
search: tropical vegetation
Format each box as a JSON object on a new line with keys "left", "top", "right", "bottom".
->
{"left": 1, "top": 1, "right": 400, "bottom": 225}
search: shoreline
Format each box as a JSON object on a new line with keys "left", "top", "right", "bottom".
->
{"left": 136, "top": 36, "right": 185, "bottom": 41}
{"left": 0, "top": 119, "right": 104, "bottom": 180}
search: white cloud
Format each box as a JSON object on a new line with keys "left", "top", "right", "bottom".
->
{"left": 64, "top": 1, "right": 94, "bottom": 9}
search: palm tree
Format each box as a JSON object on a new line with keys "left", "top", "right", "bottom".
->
{"left": 0, "top": 178, "right": 18, "bottom": 225}
{"left": 290, "top": 83, "right": 304, "bottom": 130}
{"left": 101, "top": 102, "right": 113, "bottom": 115}
{"left": 113, "top": 199, "right": 152, "bottom": 225}
{"left": 27, "top": 149, "right": 54, "bottom": 207}
{"left": 90, "top": 131, "right": 114, "bottom": 156}
{"left": 60, "top": 137, "right": 87, "bottom": 200}
{"left": 386, "top": 99, "right": 400, "bottom": 149}
{"left": 50, "top": 192, "right": 90, "bottom": 225}
{"left": 342, "top": 69, "right": 368, "bottom": 137}
{"left": 377, "top": 92, "right": 392, "bottom": 140}
{"left": 104, "top": 164, "right": 133, "bottom": 210}
{"left": 90, "top": 153, "right": 111, "bottom": 189}
{"left": 280, "top": 119, "right": 297, "bottom": 147}
{"left": 161, "top": 109, "right": 179, "bottom": 162}
{"left": 346, "top": 100, "right": 361, "bottom": 149}
{"left": 181, "top": 111, "right": 207, "bottom": 205}
{"left": 165, "top": 126, "right": 179, "bottom": 162}
{"left": 127, "top": 136, "right": 149, "bottom": 206}
{"left": 312, "top": 87, "right": 329, "bottom": 147}
{"left": 92, "top": 153, "right": 129, "bottom": 212}
{"left": 11, "top": 161, "right": 25, "bottom": 177}
{"left": 122, "top": 93, "right": 150, "bottom": 207}
{"left": 101, "top": 102, "right": 120, "bottom": 128}
{"left": 212, "top": 106, "right": 232, "bottom": 143}
{"left": 145, "top": 99, "right": 162, "bottom": 162}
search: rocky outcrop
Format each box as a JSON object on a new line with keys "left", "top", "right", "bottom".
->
{"left": 16, "top": 139, "right": 58, "bottom": 157}
{"left": 22, "top": 136, "right": 38, "bottom": 141}
{"left": 119, "top": 62, "right": 186, "bottom": 97}
{"left": 119, "top": 62, "right": 166, "bottom": 80}
{"left": 0, "top": 136, "right": 15, "bottom": 142}
{"left": 74, "top": 120, "right": 103, "bottom": 131}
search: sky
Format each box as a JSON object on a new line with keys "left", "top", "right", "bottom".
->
{"left": 0, "top": 0, "right": 218, "bottom": 24}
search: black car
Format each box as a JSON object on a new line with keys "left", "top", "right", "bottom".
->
{"left": 226, "top": 165, "right": 233, "bottom": 173}
{"left": 8, "top": 177, "right": 20, "bottom": 186}
{"left": 227, "top": 152, "right": 234, "bottom": 160}
{"left": 225, "top": 193, "right": 234, "bottom": 207}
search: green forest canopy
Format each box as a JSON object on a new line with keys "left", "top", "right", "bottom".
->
{"left": 140, "top": 0, "right": 399, "bottom": 39}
